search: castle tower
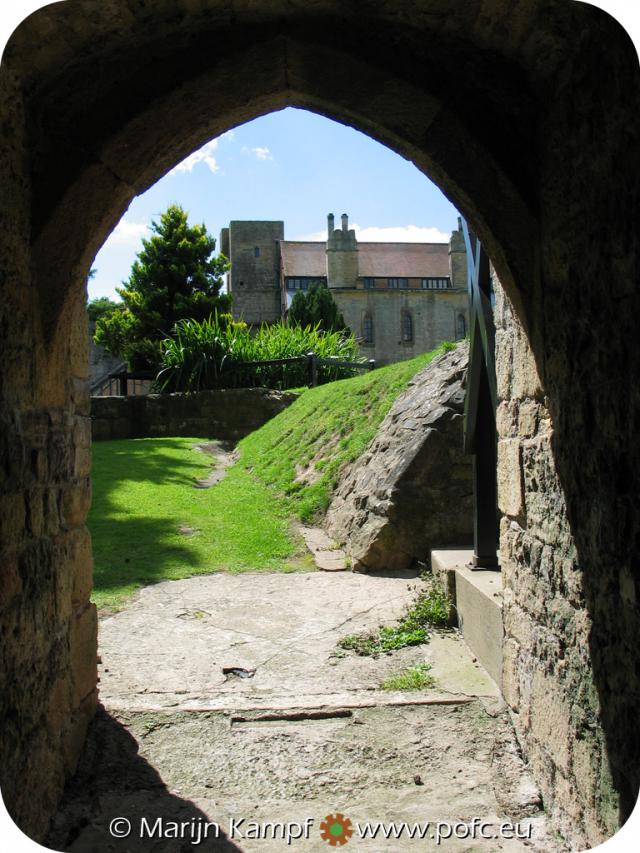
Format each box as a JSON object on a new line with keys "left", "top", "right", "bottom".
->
{"left": 326, "top": 212, "right": 358, "bottom": 290}
{"left": 224, "top": 220, "right": 284, "bottom": 324}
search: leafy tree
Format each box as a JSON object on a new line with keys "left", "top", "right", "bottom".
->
{"left": 288, "top": 282, "right": 347, "bottom": 333}
{"left": 87, "top": 296, "right": 121, "bottom": 323}
{"left": 94, "top": 204, "right": 231, "bottom": 369}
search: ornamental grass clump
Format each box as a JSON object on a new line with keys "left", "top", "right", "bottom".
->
{"left": 157, "top": 313, "right": 363, "bottom": 392}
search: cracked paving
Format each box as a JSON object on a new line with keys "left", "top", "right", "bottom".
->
{"left": 47, "top": 571, "right": 555, "bottom": 851}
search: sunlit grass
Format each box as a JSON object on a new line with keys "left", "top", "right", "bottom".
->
{"left": 89, "top": 437, "right": 313, "bottom": 611}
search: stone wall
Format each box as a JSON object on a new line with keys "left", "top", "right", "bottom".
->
{"left": 0, "top": 67, "right": 97, "bottom": 841}
{"left": 91, "top": 388, "right": 297, "bottom": 442}
{"left": 1, "top": 1, "right": 639, "bottom": 847}
{"left": 494, "top": 277, "right": 620, "bottom": 846}
{"left": 325, "top": 344, "right": 473, "bottom": 570}
{"left": 335, "top": 289, "right": 468, "bottom": 366}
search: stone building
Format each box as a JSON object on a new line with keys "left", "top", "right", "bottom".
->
{"left": 1, "top": 2, "right": 639, "bottom": 850}
{"left": 222, "top": 214, "right": 469, "bottom": 364}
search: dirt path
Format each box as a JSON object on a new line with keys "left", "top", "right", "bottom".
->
{"left": 48, "top": 572, "right": 553, "bottom": 852}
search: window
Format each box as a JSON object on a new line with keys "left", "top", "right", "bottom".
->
{"left": 363, "top": 314, "right": 374, "bottom": 343}
{"left": 254, "top": 246, "right": 261, "bottom": 258}
{"left": 286, "top": 278, "right": 309, "bottom": 291}
{"left": 388, "top": 277, "right": 408, "bottom": 289}
{"left": 456, "top": 313, "right": 467, "bottom": 340}
{"left": 363, "top": 278, "right": 375, "bottom": 289}
{"left": 421, "top": 277, "right": 451, "bottom": 289}
{"left": 402, "top": 312, "right": 413, "bottom": 342}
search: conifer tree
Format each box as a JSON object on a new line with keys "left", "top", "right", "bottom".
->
{"left": 94, "top": 204, "right": 230, "bottom": 368}
{"left": 288, "top": 282, "right": 347, "bottom": 334}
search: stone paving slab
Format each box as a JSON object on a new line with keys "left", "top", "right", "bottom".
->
{"left": 98, "top": 572, "right": 498, "bottom": 711}
{"left": 298, "top": 526, "right": 349, "bottom": 571}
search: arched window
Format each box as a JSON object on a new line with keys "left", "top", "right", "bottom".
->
{"left": 402, "top": 311, "right": 413, "bottom": 342}
{"left": 456, "top": 313, "right": 466, "bottom": 340}
{"left": 363, "top": 314, "right": 374, "bottom": 343}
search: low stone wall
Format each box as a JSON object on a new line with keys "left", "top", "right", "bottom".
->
{"left": 325, "top": 344, "right": 473, "bottom": 571}
{"left": 91, "top": 388, "right": 298, "bottom": 442}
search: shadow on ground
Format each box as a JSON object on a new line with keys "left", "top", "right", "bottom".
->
{"left": 45, "top": 705, "right": 243, "bottom": 852}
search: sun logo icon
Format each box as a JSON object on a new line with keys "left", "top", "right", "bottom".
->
{"left": 319, "top": 813, "right": 354, "bottom": 846}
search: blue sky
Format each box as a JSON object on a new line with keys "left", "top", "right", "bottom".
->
{"left": 89, "top": 108, "right": 460, "bottom": 301}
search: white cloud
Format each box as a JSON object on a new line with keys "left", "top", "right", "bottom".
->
{"left": 253, "top": 146, "right": 272, "bottom": 161}
{"left": 168, "top": 130, "right": 235, "bottom": 175}
{"left": 294, "top": 224, "right": 450, "bottom": 243}
{"left": 354, "top": 224, "right": 449, "bottom": 243}
{"left": 108, "top": 218, "right": 150, "bottom": 246}
{"left": 242, "top": 145, "right": 273, "bottom": 161}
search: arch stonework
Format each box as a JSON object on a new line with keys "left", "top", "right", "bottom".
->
{"left": 0, "top": 1, "right": 638, "bottom": 847}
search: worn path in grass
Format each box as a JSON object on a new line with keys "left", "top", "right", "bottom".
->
{"left": 48, "top": 572, "right": 555, "bottom": 852}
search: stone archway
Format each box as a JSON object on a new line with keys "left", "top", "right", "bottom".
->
{"left": 0, "top": 1, "right": 638, "bottom": 848}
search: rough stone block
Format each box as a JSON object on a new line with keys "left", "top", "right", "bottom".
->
{"left": 70, "top": 604, "right": 98, "bottom": 707}
{"left": 61, "top": 477, "right": 91, "bottom": 528}
{"left": 497, "top": 438, "right": 524, "bottom": 518}
{"left": 530, "top": 670, "right": 572, "bottom": 775}
{"left": 325, "top": 344, "right": 473, "bottom": 570}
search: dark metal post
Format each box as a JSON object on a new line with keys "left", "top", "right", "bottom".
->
{"left": 472, "top": 367, "right": 500, "bottom": 568}
{"left": 307, "top": 352, "right": 318, "bottom": 387}
{"left": 118, "top": 372, "right": 127, "bottom": 396}
{"left": 461, "top": 218, "right": 500, "bottom": 570}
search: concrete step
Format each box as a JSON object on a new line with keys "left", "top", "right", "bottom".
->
{"left": 431, "top": 549, "right": 503, "bottom": 688}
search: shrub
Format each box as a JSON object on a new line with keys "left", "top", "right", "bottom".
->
{"left": 156, "top": 314, "right": 363, "bottom": 392}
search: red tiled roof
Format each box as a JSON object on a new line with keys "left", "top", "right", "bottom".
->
{"left": 358, "top": 242, "right": 450, "bottom": 278}
{"left": 280, "top": 240, "right": 450, "bottom": 279}
{"left": 280, "top": 242, "right": 326, "bottom": 277}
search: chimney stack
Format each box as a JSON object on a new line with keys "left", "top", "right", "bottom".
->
{"left": 341, "top": 213, "right": 349, "bottom": 233}
{"left": 327, "top": 213, "right": 334, "bottom": 237}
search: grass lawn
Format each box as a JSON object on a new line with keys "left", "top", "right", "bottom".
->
{"left": 89, "top": 437, "right": 313, "bottom": 611}
{"left": 89, "top": 342, "right": 456, "bottom": 611}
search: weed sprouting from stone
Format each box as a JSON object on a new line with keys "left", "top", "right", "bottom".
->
{"left": 381, "top": 663, "right": 436, "bottom": 691}
{"left": 337, "top": 576, "right": 451, "bottom": 657}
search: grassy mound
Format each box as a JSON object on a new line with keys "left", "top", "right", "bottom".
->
{"left": 239, "top": 342, "right": 455, "bottom": 522}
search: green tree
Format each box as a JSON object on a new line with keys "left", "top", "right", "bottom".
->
{"left": 87, "top": 296, "right": 121, "bottom": 323}
{"left": 94, "top": 204, "right": 231, "bottom": 369}
{"left": 288, "top": 282, "right": 347, "bottom": 333}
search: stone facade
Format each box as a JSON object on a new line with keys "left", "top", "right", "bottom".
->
{"left": 338, "top": 288, "right": 468, "bottom": 367}
{"left": 91, "top": 387, "right": 297, "bottom": 442}
{"left": 325, "top": 343, "right": 473, "bottom": 571}
{"left": 225, "top": 220, "right": 284, "bottom": 325}
{"left": 224, "top": 213, "right": 469, "bottom": 365}
{"left": 0, "top": 1, "right": 638, "bottom": 847}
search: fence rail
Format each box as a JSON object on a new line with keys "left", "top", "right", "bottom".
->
{"left": 92, "top": 353, "right": 375, "bottom": 397}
